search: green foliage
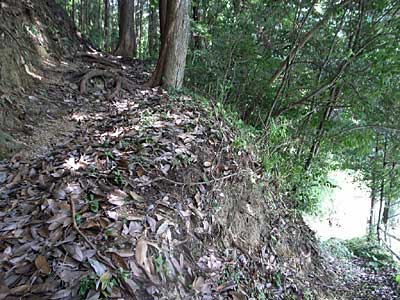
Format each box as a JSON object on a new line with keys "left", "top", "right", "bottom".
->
{"left": 395, "top": 273, "right": 400, "bottom": 286}
{"left": 345, "top": 237, "right": 396, "bottom": 269}
{"left": 322, "top": 238, "right": 353, "bottom": 259}
{"left": 86, "top": 193, "right": 100, "bottom": 213}
{"left": 79, "top": 276, "right": 96, "bottom": 299}
{"left": 186, "top": 0, "right": 400, "bottom": 214}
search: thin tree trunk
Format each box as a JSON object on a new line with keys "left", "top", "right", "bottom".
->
{"left": 72, "top": 0, "right": 76, "bottom": 24}
{"left": 268, "top": 0, "right": 351, "bottom": 85}
{"left": 137, "top": 0, "right": 144, "bottom": 58}
{"left": 383, "top": 162, "right": 396, "bottom": 241}
{"left": 148, "top": 0, "right": 158, "bottom": 58}
{"left": 104, "top": 0, "right": 110, "bottom": 51}
{"left": 85, "top": 0, "right": 89, "bottom": 34}
{"left": 368, "top": 143, "right": 379, "bottom": 240}
{"left": 304, "top": 86, "right": 339, "bottom": 171}
{"left": 377, "top": 137, "right": 387, "bottom": 242}
{"left": 80, "top": 0, "right": 84, "bottom": 32}
{"left": 192, "top": 0, "right": 202, "bottom": 49}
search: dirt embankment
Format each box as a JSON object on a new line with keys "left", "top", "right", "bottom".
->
{"left": 0, "top": 0, "right": 86, "bottom": 159}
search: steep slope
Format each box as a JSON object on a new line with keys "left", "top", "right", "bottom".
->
{"left": 1, "top": 2, "right": 398, "bottom": 300}
{"left": 0, "top": 50, "right": 335, "bottom": 300}
{"left": 0, "top": 2, "right": 336, "bottom": 299}
{"left": 0, "top": 0, "right": 85, "bottom": 158}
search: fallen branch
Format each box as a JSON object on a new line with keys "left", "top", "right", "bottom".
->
{"left": 151, "top": 172, "right": 240, "bottom": 186}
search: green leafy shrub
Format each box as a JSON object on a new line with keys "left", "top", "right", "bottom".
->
{"left": 322, "top": 238, "right": 353, "bottom": 259}
{"left": 345, "top": 237, "right": 396, "bottom": 268}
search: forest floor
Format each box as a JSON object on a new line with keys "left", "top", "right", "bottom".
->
{"left": 325, "top": 250, "right": 400, "bottom": 299}
{"left": 1, "top": 53, "right": 400, "bottom": 300}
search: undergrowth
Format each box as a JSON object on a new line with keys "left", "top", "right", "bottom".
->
{"left": 323, "top": 237, "right": 399, "bottom": 270}
{"left": 173, "top": 87, "right": 334, "bottom": 214}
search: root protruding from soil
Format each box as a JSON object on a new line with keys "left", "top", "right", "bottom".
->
{"left": 79, "top": 69, "right": 138, "bottom": 100}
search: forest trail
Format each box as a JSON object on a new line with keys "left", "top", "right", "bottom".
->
{"left": 0, "top": 53, "right": 399, "bottom": 300}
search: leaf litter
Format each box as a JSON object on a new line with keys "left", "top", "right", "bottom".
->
{"left": 1, "top": 54, "right": 399, "bottom": 300}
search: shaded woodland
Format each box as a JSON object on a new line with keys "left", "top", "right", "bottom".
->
{"left": 0, "top": 0, "right": 400, "bottom": 299}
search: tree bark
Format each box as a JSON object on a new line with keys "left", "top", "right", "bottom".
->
{"left": 104, "top": 0, "right": 110, "bottom": 51}
{"left": 192, "top": 0, "right": 202, "bottom": 49}
{"left": 383, "top": 162, "right": 396, "bottom": 240}
{"left": 148, "top": 0, "right": 158, "bottom": 58}
{"left": 377, "top": 137, "right": 387, "bottom": 242}
{"left": 137, "top": 0, "right": 144, "bottom": 58}
{"left": 147, "top": 0, "right": 190, "bottom": 89}
{"left": 72, "top": 0, "right": 76, "bottom": 24}
{"left": 368, "top": 143, "right": 379, "bottom": 240}
{"left": 114, "top": 0, "right": 137, "bottom": 57}
{"left": 79, "top": 0, "right": 84, "bottom": 32}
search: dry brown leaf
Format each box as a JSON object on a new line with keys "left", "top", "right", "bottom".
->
{"left": 135, "top": 239, "right": 149, "bottom": 272}
{"left": 50, "top": 289, "right": 71, "bottom": 299}
{"left": 35, "top": 255, "right": 51, "bottom": 275}
{"left": 230, "top": 291, "right": 248, "bottom": 300}
{"left": 129, "top": 190, "right": 144, "bottom": 202}
{"left": 108, "top": 189, "right": 128, "bottom": 206}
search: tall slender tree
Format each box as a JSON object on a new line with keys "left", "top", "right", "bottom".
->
{"left": 104, "top": 0, "right": 110, "bottom": 51}
{"left": 148, "top": 0, "right": 158, "bottom": 58}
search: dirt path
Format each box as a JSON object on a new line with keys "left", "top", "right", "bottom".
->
{"left": 326, "top": 254, "right": 400, "bottom": 299}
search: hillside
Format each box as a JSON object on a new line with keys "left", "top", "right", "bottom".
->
{"left": 0, "top": 1, "right": 399, "bottom": 300}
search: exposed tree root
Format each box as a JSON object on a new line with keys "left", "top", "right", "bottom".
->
{"left": 80, "top": 69, "right": 139, "bottom": 100}
{"left": 77, "top": 53, "right": 121, "bottom": 69}
{"left": 106, "top": 74, "right": 122, "bottom": 100}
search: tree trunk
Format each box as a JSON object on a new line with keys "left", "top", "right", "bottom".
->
{"left": 148, "top": 0, "right": 158, "bottom": 58}
{"left": 383, "top": 162, "right": 396, "bottom": 241}
{"left": 303, "top": 86, "right": 339, "bottom": 171}
{"left": 80, "top": 0, "right": 84, "bottom": 32}
{"left": 159, "top": 0, "right": 167, "bottom": 46}
{"left": 114, "top": 0, "right": 136, "bottom": 57}
{"left": 85, "top": 0, "right": 89, "bottom": 34}
{"left": 192, "top": 0, "right": 204, "bottom": 49}
{"left": 104, "top": 0, "right": 110, "bottom": 51}
{"left": 377, "top": 136, "right": 387, "bottom": 242}
{"left": 72, "top": 0, "right": 76, "bottom": 24}
{"left": 147, "top": 0, "right": 190, "bottom": 89}
{"left": 137, "top": 0, "right": 144, "bottom": 58}
{"left": 368, "top": 143, "right": 379, "bottom": 240}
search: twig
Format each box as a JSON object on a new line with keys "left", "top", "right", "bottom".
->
{"left": 69, "top": 196, "right": 116, "bottom": 270}
{"left": 152, "top": 172, "right": 240, "bottom": 186}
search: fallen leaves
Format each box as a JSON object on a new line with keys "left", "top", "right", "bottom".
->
{"left": 0, "top": 56, "right": 335, "bottom": 300}
{"left": 34, "top": 255, "right": 51, "bottom": 275}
